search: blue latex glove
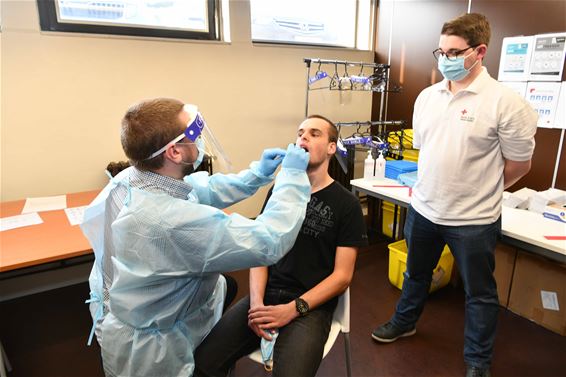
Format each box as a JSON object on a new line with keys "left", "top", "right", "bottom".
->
{"left": 258, "top": 148, "right": 287, "bottom": 176}
{"left": 281, "top": 144, "right": 310, "bottom": 171}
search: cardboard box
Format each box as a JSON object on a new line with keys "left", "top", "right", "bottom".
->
{"left": 543, "top": 201, "right": 566, "bottom": 223}
{"left": 508, "top": 251, "right": 566, "bottom": 336}
{"left": 494, "top": 242, "right": 517, "bottom": 308}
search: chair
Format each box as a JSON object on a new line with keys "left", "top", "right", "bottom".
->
{"left": 246, "top": 287, "right": 352, "bottom": 377}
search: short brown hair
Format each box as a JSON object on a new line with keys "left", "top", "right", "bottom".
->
{"left": 121, "top": 98, "right": 185, "bottom": 170}
{"left": 307, "top": 114, "right": 338, "bottom": 143}
{"left": 441, "top": 13, "right": 491, "bottom": 47}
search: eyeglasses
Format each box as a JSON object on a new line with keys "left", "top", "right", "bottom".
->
{"left": 432, "top": 45, "right": 478, "bottom": 61}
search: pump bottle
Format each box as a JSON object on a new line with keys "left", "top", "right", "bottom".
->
{"left": 363, "top": 150, "right": 374, "bottom": 180}
{"left": 375, "top": 151, "right": 386, "bottom": 179}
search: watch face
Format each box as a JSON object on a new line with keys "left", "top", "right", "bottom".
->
{"left": 296, "top": 298, "right": 309, "bottom": 315}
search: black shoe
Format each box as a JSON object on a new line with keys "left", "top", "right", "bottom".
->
{"left": 466, "top": 366, "right": 491, "bottom": 377}
{"left": 371, "top": 321, "right": 416, "bottom": 343}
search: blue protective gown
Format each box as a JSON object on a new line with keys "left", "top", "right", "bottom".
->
{"left": 81, "top": 163, "right": 310, "bottom": 377}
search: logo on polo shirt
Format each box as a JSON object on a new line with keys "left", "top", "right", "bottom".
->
{"left": 460, "top": 108, "right": 475, "bottom": 122}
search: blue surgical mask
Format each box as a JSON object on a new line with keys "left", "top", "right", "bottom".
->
{"left": 437, "top": 51, "right": 478, "bottom": 81}
{"left": 192, "top": 137, "right": 206, "bottom": 169}
{"left": 177, "top": 137, "right": 205, "bottom": 174}
{"left": 260, "top": 329, "right": 279, "bottom": 371}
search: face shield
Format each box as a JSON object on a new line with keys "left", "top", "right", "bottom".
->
{"left": 145, "top": 104, "right": 233, "bottom": 173}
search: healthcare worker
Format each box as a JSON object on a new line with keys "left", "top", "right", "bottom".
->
{"left": 370, "top": 13, "right": 537, "bottom": 377}
{"left": 81, "top": 97, "right": 311, "bottom": 377}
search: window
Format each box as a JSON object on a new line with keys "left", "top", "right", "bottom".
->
{"left": 37, "top": 0, "right": 218, "bottom": 40}
{"left": 250, "top": 0, "right": 373, "bottom": 49}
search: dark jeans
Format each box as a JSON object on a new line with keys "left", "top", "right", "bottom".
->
{"left": 391, "top": 206, "right": 501, "bottom": 369}
{"left": 194, "top": 288, "right": 332, "bottom": 377}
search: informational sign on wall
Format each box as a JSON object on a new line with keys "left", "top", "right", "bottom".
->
{"left": 498, "top": 32, "right": 566, "bottom": 128}
{"left": 498, "top": 36, "right": 534, "bottom": 82}
{"left": 528, "top": 33, "right": 566, "bottom": 82}
{"left": 500, "top": 81, "right": 528, "bottom": 97}
{"left": 525, "top": 81, "right": 562, "bottom": 128}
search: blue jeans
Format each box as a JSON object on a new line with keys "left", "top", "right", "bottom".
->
{"left": 391, "top": 206, "right": 501, "bottom": 369}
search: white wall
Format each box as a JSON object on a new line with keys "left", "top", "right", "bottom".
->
{"left": 1, "top": 0, "right": 373, "bottom": 217}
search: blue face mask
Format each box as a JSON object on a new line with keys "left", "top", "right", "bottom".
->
{"left": 177, "top": 137, "right": 206, "bottom": 174}
{"left": 260, "top": 329, "right": 279, "bottom": 371}
{"left": 437, "top": 51, "right": 478, "bottom": 81}
{"left": 192, "top": 137, "right": 206, "bottom": 169}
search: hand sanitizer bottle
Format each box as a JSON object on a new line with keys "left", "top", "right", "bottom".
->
{"left": 375, "top": 151, "right": 386, "bottom": 179}
{"left": 364, "top": 150, "right": 374, "bottom": 180}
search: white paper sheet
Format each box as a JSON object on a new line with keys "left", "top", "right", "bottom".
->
{"left": 64, "top": 206, "right": 87, "bottom": 226}
{"left": 21, "top": 195, "right": 67, "bottom": 214}
{"left": 498, "top": 36, "right": 534, "bottom": 82}
{"left": 0, "top": 212, "right": 43, "bottom": 232}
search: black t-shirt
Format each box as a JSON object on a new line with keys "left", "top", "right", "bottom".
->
{"left": 261, "top": 181, "right": 368, "bottom": 312}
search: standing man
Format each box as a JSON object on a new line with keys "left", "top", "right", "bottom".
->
{"left": 371, "top": 13, "right": 537, "bottom": 377}
{"left": 81, "top": 98, "right": 312, "bottom": 377}
{"left": 194, "top": 115, "right": 368, "bottom": 377}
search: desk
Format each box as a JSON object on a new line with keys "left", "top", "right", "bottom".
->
{"left": 500, "top": 206, "right": 566, "bottom": 263}
{"left": 351, "top": 177, "right": 412, "bottom": 240}
{"left": 350, "top": 178, "right": 566, "bottom": 264}
{"left": 350, "top": 178, "right": 411, "bottom": 209}
{"left": 0, "top": 190, "right": 98, "bottom": 272}
{"left": 0, "top": 190, "right": 98, "bottom": 376}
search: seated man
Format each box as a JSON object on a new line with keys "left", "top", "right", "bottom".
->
{"left": 194, "top": 115, "right": 368, "bottom": 377}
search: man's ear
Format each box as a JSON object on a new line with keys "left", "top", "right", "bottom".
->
{"left": 476, "top": 44, "right": 488, "bottom": 60}
{"left": 163, "top": 144, "right": 182, "bottom": 163}
{"left": 328, "top": 142, "right": 337, "bottom": 155}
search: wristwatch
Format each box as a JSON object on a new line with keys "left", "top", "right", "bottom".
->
{"left": 295, "top": 297, "right": 310, "bottom": 316}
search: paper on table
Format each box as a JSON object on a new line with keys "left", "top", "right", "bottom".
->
{"left": 21, "top": 195, "right": 67, "bottom": 214}
{"left": 64, "top": 206, "right": 87, "bottom": 226}
{"left": 0, "top": 212, "right": 43, "bottom": 232}
{"left": 503, "top": 187, "right": 536, "bottom": 209}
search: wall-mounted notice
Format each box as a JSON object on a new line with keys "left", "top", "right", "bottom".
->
{"left": 529, "top": 33, "right": 566, "bottom": 82}
{"left": 525, "top": 81, "right": 562, "bottom": 128}
{"left": 498, "top": 36, "right": 534, "bottom": 81}
{"left": 500, "top": 81, "right": 528, "bottom": 98}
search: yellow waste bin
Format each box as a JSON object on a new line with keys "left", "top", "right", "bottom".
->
{"left": 388, "top": 239, "right": 454, "bottom": 292}
{"left": 382, "top": 201, "right": 400, "bottom": 238}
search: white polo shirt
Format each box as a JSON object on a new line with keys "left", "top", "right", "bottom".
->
{"left": 411, "top": 67, "right": 537, "bottom": 226}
